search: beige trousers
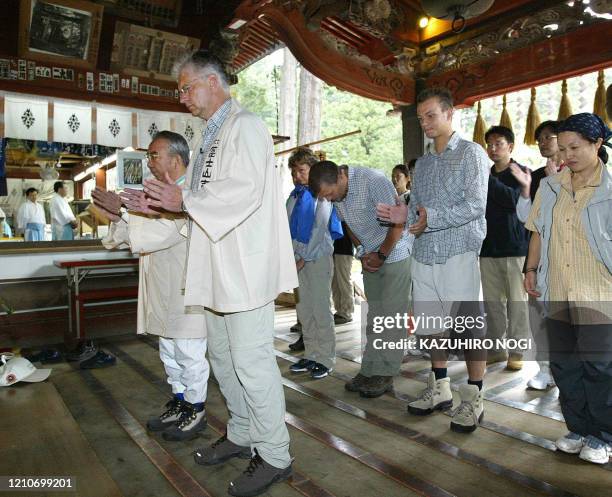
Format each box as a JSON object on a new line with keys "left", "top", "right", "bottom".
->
{"left": 480, "top": 256, "right": 529, "bottom": 352}
{"left": 296, "top": 255, "right": 335, "bottom": 369}
{"left": 332, "top": 254, "right": 354, "bottom": 319}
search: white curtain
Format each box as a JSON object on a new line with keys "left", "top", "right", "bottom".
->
{"left": 4, "top": 95, "right": 48, "bottom": 141}
{"left": 54, "top": 102, "right": 92, "bottom": 144}
{"left": 173, "top": 114, "right": 204, "bottom": 151}
{"left": 96, "top": 107, "right": 133, "bottom": 148}
{"left": 137, "top": 112, "right": 171, "bottom": 149}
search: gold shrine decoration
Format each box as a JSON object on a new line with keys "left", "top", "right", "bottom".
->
{"left": 524, "top": 88, "right": 541, "bottom": 146}
{"left": 499, "top": 95, "right": 513, "bottom": 131}
{"left": 472, "top": 101, "right": 487, "bottom": 149}
{"left": 275, "top": 130, "right": 362, "bottom": 156}
{"left": 594, "top": 70, "right": 611, "bottom": 127}
{"left": 557, "top": 79, "right": 573, "bottom": 121}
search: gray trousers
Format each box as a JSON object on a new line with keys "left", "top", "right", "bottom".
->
{"left": 297, "top": 255, "right": 335, "bottom": 369}
{"left": 360, "top": 258, "right": 412, "bottom": 377}
{"left": 332, "top": 254, "right": 354, "bottom": 319}
{"left": 480, "top": 256, "right": 529, "bottom": 352}
{"left": 205, "top": 302, "right": 290, "bottom": 469}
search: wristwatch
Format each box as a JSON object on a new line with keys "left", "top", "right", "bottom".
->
{"left": 376, "top": 250, "right": 387, "bottom": 262}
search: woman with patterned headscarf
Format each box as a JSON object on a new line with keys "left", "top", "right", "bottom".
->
{"left": 523, "top": 112, "right": 612, "bottom": 465}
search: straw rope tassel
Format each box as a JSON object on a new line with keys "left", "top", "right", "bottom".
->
{"left": 593, "top": 70, "right": 610, "bottom": 127}
{"left": 524, "top": 87, "right": 541, "bottom": 145}
{"left": 557, "top": 79, "right": 573, "bottom": 121}
{"left": 499, "top": 94, "right": 513, "bottom": 130}
{"left": 472, "top": 101, "right": 487, "bottom": 148}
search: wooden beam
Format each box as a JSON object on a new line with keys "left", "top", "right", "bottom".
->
{"left": 427, "top": 21, "right": 612, "bottom": 106}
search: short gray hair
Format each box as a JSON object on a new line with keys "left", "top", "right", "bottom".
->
{"left": 152, "top": 130, "right": 190, "bottom": 168}
{"left": 173, "top": 49, "right": 230, "bottom": 91}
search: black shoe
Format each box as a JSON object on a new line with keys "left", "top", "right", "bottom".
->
{"left": 289, "top": 322, "right": 302, "bottom": 333}
{"left": 194, "top": 434, "right": 252, "bottom": 466}
{"left": 66, "top": 340, "right": 98, "bottom": 362}
{"left": 25, "top": 348, "right": 63, "bottom": 364}
{"left": 359, "top": 375, "right": 394, "bottom": 398}
{"left": 289, "top": 358, "right": 316, "bottom": 373}
{"left": 228, "top": 450, "right": 292, "bottom": 497}
{"left": 288, "top": 335, "right": 304, "bottom": 351}
{"left": 311, "top": 363, "right": 331, "bottom": 379}
{"left": 79, "top": 350, "right": 116, "bottom": 369}
{"left": 147, "top": 397, "right": 184, "bottom": 432}
{"left": 334, "top": 314, "right": 353, "bottom": 325}
{"left": 162, "top": 401, "right": 207, "bottom": 441}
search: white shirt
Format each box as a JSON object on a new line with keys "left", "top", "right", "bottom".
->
{"left": 50, "top": 194, "right": 76, "bottom": 227}
{"left": 16, "top": 200, "right": 45, "bottom": 228}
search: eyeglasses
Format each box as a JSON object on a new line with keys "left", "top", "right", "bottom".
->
{"left": 145, "top": 151, "right": 160, "bottom": 161}
{"left": 178, "top": 74, "right": 213, "bottom": 95}
{"left": 536, "top": 135, "right": 557, "bottom": 144}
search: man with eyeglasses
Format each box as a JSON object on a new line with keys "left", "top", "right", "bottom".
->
{"left": 120, "top": 50, "right": 297, "bottom": 497}
{"left": 510, "top": 119, "right": 563, "bottom": 390}
{"left": 93, "top": 131, "right": 209, "bottom": 440}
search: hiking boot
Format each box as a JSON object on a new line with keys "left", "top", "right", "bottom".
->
{"left": 228, "top": 449, "right": 292, "bottom": 497}
{"left": 194, "top": 434, "right": 251, "bottom": 466}
{"left": 527, "top": 364, "right": 556, "bottom": 390}
{"left": 450, "top": 383, "right": 484, "bottom": 433}
{"left": 579, "top": 436, "right": 611, "bottom": 465}
{"left": 555, "top": 432, "right": 586, "bottom": 454}
{"left": 506, "top": 353, "right": 523, "bottom": 371}
{"left": 333, "top": 314, "right": 353, "bottom": 325}
{"left": 162, "top": 401, "right": 207, "bottom": 441}
{"left": 359, "top": 375, "right": 394, "bottom": 398}
{"left": 345, "top": 373, "right": 369, "bottom": 392}
{"left": 147, "top": 396, "right": 184, "bottom": 432}
{"left": 486, "top": 350, "right": 508, "bottom": 365}
{"left": 289, "top": 358, "right": 316, "bottom": 373}
{"left": 311, "top": 363, "right": 331, "bottom": 379}
{"left": 407, "top": 372, "right": 453, "bottom": 415}
{"left": 288, "top": 334, "right": 304, "bottom": 351}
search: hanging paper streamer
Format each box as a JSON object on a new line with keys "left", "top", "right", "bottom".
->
{"left": 472, "top": 101, "right": 487, "bottom": 149}
{"left": 137, "top": 112, "right": 171, "bottom": 149}
{"left": 4, "top": 95, "right": 48, "bottom": 141}
{"left": 523, "top": 88, "right": 541, "bottom": 145}
{"left": 96, "top": 107, "right": 133, "bottom": 148}
{"left": 54, "top": 102, "right": 92, "bottom": 145}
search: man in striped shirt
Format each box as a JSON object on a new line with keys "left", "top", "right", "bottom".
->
{"left": 377, "top": 87, "right": 490, "bottom": 433}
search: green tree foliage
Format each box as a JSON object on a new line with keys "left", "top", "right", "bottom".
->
{"left": 232, "top": 50, "right": 403, "bottom": 176}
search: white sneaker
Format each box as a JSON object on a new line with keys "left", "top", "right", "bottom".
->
{"left": 407, "top": 372, "right": 453, "bottom": 415}
{"left": 555, "top": 432, "right": 585, "bottom": 454}
{"left": 450, "top": 384, "right": 484, "bottom": 433}
{"left": 527, "top": 363, "right": 556, "bottom": 390}
{"left": 579, "top": 436, "right": 611, "bottom": 464}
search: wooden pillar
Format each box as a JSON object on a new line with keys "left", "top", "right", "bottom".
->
{"left": 401, "top": 78, "right": 426, "bottom": 163}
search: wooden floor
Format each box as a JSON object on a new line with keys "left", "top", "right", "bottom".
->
{"left": 2, "top": 303, "right": 612, "bottom": 497}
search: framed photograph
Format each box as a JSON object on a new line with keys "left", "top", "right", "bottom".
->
{"left": 19, "top": 0, "right": 103, "bottom": 69}
{"left": 116, "top": 151, "right": 148, "bottom": 190}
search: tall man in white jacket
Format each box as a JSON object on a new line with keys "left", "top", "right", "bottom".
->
{"left": 50, "top": 181, "right": 77, "bottom": 240}
{"left": 121, "top": 50, "right": 298, "bottom": 497}
{"left": 93, "top": 131, "right": 209, "bottom": 442}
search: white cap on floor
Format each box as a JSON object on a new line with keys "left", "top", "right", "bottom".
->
{"left": 0, "top": 353, "right": 51, "bottom": 386}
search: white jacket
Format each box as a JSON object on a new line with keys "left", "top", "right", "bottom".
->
{"left": 103, "top": 213, "right": 206, "bottom": 339}
{"left": 182, "top": 99, "right": 298, "bottom": 313}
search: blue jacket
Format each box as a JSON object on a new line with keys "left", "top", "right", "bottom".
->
{"left": 531, "top": 163, "right": 612, "bottom": 303}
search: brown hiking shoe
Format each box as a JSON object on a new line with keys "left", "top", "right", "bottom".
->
{"left": 359, "top": 375, "right": 394, "bottom": 398}
{"left": 345, "top": 373, "right": 369, "bottom": 392}
{"left": 228, "top": 450, "right": 292, "bottom": 497}
{"left": 193, "top": 434, "right": 251, "bottom": 466}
